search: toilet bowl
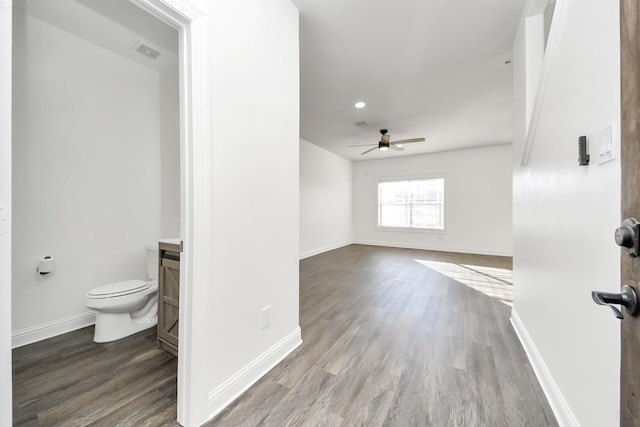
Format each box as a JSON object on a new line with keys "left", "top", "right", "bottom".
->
{"left": 85, "top": 245, "right": 159, "bottom": 343}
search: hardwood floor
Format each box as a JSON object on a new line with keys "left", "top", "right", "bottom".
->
{"left": 208, "top": 245, "right": 556, "bottom": 426}
{"left": 12, "top": 327, "right": 179, "bottom": 426}
{"left": 13, "top": 244, "right": 557, "bottom": 426}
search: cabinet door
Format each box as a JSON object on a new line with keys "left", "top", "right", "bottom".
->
{"left": 158, "top": 257, "right": 180, "bottom": 347}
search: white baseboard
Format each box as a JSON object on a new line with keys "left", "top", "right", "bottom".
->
{"left": 12, "top": 311, "right": 96, "bottom": 348}
{"left": 299, "top": 241, "right": 352, "bottom": 260}
{"left": 353, "top": 239, "right": 512, "bottom": 257}
{"left": 510, "top": 309, "right": 579, "bottom": 427}
{"left": 207, "top": 326, "right": 302, "bottom": 418}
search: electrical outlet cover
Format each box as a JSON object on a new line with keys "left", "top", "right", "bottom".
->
{"left": 0, "top": 207, "right": 8, "bottom": 235}
{"left": 261, "top": 306, "right": 271, "bottom": 330}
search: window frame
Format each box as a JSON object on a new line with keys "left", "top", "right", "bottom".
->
{"left": 376, "top": 175, "right": 446, "bottom": 233}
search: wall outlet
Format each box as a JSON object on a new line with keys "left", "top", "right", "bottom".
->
{"left": 261, "top": 306, "right": 271, "bottom": 330}
{"left": 0, "top": 207, "right": 8, "bottom": 235}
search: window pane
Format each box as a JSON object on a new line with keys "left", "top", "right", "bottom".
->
{"left": 378, "top": 178, "right": 444, "bottom": 229}
{"left": 379, "top": 204, "right": 406, "bottom": 227}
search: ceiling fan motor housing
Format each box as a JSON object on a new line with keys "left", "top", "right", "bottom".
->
{"left": 378, "top": 129, "right": 390, "bottom": 150}
{"left": 353, "top": 128, "right": 425, "bottom": 155}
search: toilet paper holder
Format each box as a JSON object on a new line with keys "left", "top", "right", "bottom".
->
{"left": 37, "top": 256, "right": 55, "bottom": 276}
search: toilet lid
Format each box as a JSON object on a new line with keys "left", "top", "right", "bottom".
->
{"left": 87, "top": 280, "right": 151, "bottom": 299}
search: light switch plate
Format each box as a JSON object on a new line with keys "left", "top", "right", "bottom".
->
{"left": 596, "top": 123, "right": 615, "bottom": 165}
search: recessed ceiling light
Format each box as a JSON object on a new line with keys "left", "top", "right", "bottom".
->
{"left": 355, "top": 101, "right": 366, "bottom": 109}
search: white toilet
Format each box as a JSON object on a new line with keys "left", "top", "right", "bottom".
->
{"left": 85, "top": 244, "right": 159, "bottom": 343}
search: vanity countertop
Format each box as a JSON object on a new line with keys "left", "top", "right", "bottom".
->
{"left": 159, "top": 237, "right": 181, "bottom": 245}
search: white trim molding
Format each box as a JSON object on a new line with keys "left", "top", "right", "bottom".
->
{"left": 129, "top": 0, "right": 205, "bottom": 26}
{"left": 510, "top": 309, "right": 579, "bottom": 427}
{"left": 207, "top": 327, "right": 302, "bottom": 419}
{"left": 126, "top": 1, "right": 210, "bottom": 426}
{"left": 300, "top": 241, "right": 352, "bottom": 260}
{"left": 12, "top": 311, "right": 95, "bottom": 349}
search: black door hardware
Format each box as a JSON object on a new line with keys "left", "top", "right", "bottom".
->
{"left": 616, "top": 218, "right": 640, "bottom": 257}
{"left": 592, "top": 284, "right": 640, "bottom": 319}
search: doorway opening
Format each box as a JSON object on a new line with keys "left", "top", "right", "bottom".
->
{"left": 9, "top": 0, "right": 207, "bottom": 424}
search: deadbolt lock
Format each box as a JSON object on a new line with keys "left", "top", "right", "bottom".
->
{"left": 616, "top": 218, "right": 640, "bottom": 257}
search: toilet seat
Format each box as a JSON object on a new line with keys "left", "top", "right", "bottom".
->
{"left": 86, "top": 280, "right": 154, "bottom": 299}
{"left": 84, "top": 279, "right": 158, "bottom": 315}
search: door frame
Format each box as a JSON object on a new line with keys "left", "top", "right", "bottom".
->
{"left": 128, "top": 1, "right": 210, "bottom": 425}
{"left": 1, "top": 1, "right": 13, "bottom": 426}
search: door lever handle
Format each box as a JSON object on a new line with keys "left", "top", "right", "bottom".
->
{"left": 592, "top": 284, "right": 640, "bottom": 319}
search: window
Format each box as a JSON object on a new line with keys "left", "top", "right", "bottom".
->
{"left": 378, "top": 178, "right": 444, "bottom": 230}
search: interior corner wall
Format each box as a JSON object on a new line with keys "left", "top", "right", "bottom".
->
{"left": 512, "top": 0, "right": 621, "bottom": 426}
{"left": 299, "top": 139, "right": 353, "bottom": 258}
{"left": 11, "top": 13, "right": 164, "bottom": 342}
{"left": 353, "top": 144, "right": 513, "bottom": 256}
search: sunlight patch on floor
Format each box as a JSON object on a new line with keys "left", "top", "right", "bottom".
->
{"left": 414, "top": 260, "right": 513, "bottom": 306}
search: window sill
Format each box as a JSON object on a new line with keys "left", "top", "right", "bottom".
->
{"left": 376, "top": 226, "right": 446, "bottom": 234}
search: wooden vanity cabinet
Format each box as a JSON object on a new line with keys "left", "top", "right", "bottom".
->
{"left": 157, "top": 241, "right": 180, "bottom": 356}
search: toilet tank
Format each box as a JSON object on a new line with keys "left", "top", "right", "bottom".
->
{"left": 145, "top": 244, "right": 159, "bottom": 281}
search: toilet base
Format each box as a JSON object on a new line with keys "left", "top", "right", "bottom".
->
{"left": 93, "top": 309, "right": 157, "bottom": 343}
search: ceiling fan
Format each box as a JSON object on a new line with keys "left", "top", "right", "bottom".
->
{"left": 349, "top": 129, "right": 426, "bottom": 155}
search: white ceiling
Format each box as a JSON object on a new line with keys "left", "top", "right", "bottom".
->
{"left": 291, "top": 0, "right": 525, "bottom": 161}
{"left": 16, "top": 0, "right": 523, "bottom": 161}
{"left": 15, "top": 0, "right": 178, "bottom": 71}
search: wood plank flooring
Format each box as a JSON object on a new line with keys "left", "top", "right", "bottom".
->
{"left": 12, "top": 327, "right": 179, "bottom": 426}
{"left": 208, "top": 245, "right": 556, "bottom": 426}
{"left": 13, "top": 244, "right": 557, "bottom": 426}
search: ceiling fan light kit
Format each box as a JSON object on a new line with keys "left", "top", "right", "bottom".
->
{"left": 348, "top": 129, "right": 426, "bottom": 156}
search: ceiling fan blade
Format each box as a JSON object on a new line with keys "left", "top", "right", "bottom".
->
{"left": 348, "top": 143, "right": 377, "bottom": 147}
{"left": 361, "top": 146, "right": 378, "bottom": 155}
{"left": 390, "top": 137, "right": 425, "bottom": 145}
{"left": 389, "top": 144, "right": 404, "bottom": 151}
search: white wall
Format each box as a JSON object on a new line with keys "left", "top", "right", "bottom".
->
{"left": 512, "top": 0, "right": 621, "bottom": 425}
{"left": 177, "top": 0, "right": 301, "bottom": 424}
{"left": 353, "top": 144, "right": 513, "bottom": 256}
{"left": 299, "top": 139, "right": 352, "bottom": 258}
{"left": 2, "top": 0, "right": 300, "bottom": 425}
{"left": 159, "top": 63, "right": 180, "bottom": 238}
{"left": 11, "top": 13, "right": 178, "bottom": 343}
{"left": 0, "top": 1, "right": 12, "bottom": 424}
